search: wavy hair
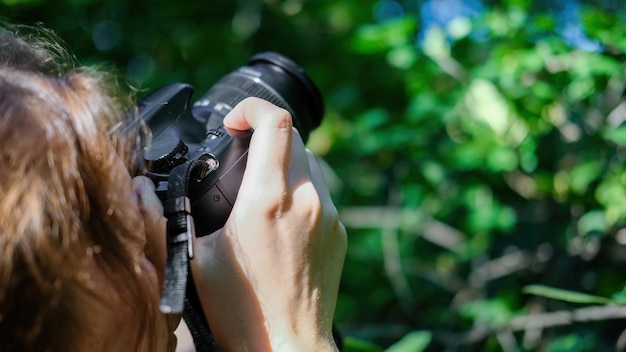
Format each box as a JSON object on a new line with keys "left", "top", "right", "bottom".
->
{"left": 0, "top": 23, "right": 155, "bottom": 351}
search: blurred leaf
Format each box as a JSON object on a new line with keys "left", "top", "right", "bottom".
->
{"left": 595, "top": 175, "right": 626, "bottom": 224}
{"left": 486, "top": 145, "right": 518, "bottom": 172}
{"left": 343, "top": 337, "right": 384, "bottom": 352}
{"left": 357, "top": 108, "right": 390, "bottom": 130}
{"left": 1, "top": 0, "right": 42, "bottom": 4}
{"left": 577, "top": 53, "right": 622, "bottom": 77}
{"left": 387, "top": 44, "right": 417, "bottom": 70}
{"left": 582, "top": 8, "right": 626, "bottom": 53}
{"left": 523, "top": 285, "right": 612, "bottom": 304}
{"left": 566, "top": 77, "right": 595, "bottom": 102}
{"left": 545, "top": 333, "right": 596, "bottom": 352}
{"left": 447, "top": 17, "right": 472, "bottom": 40}
{"left": 577, "top": 210, "right": 609, "bottom": 236}
{"left": 569, "top": 161, "right": 602, "bottom": 194}
{"left": 601, "top": 124, "right": 626, "bottom": 146}
{"left": 422, "top": 26, "right": 450, "bottom": 60}
{"left": 460, "top": 299, "right": 515, "bottom": 327}
{"left": 352, "top": 17, "right": 416, "bottom": 53}
{"left": 385, "top": 331, "right": 431, "bottom": 352}
{"left": 464, "top": 79, "right": 511, "bottom": 136}
{"left": 531, "top": 81, "right": 557, "bottom": 101}
{"left": 420, "top": 160, "right": 446, "bottom": 185}
{"left": 533, "top": 13, "right": 558, "bottom": 31}
{"left": 610, "top": 291, "right": 626, "bottom": 305}
{"left": 518, "top": 137, "right": 538, "bottom": 172}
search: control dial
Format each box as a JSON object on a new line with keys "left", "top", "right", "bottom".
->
{"left": 144, "top": 136, "right": 189, "bottom": 174}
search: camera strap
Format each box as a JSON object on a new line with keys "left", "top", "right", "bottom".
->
{"left": 160, "top": 160, "right": 219, "bottom": 352}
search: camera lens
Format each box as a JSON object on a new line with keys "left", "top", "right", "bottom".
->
{"left": 196, "top": 52, "right": 324, "bottom": 142}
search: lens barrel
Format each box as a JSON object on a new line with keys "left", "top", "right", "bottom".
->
{"left": 197, "top": 52, "right": 324, "bottom": 142}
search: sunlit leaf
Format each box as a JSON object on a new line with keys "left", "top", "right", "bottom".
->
{"left": 385, "top": 331, "right": 431, "bottom": 352}
{"left": 447, "top": 17, "right": 472, "bottom": 40}
{"left": 352, "top": 17, "right": 417, "bottom": 53}
{"left": 566, "top": 77, "right": 595, "bottom": 101}
{"left": 387, "top": 45, "right": 417, "bottom": 70}
{"left": 601, "top": 124, "right": 626, "bottom": 146}
{"left": 464, "top": 79, "right": 511, "bottom": 135}
{"left": 577, "top": 210, "right": 609, "bottom": 236}
{"left": 460, "top": 299, "right": 515, "bottom": 327}
{"left": 486, "top": 146, "right": 518, "bottom": 172}
{"left": 422, "top": 26, "right": 450, "bottom": 60}
{"left": 610, "top": 291, "right": 626, "bottom": 305}
{"left": 595, "top": 175, "right": 626, "bottom": 225}
{"left": 568, "top": 161, "right": 602, "bottom": 194}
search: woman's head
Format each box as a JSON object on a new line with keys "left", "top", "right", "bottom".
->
{"left": 0, "top": 24, "right": 174, "bottom": 351}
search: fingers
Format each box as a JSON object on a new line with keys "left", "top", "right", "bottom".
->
{"left": 223, "top": 98, "right": 293, "bottom": 197}
{"left": 223, "top": 98, "right": 338, "bottom": 235}
{"left": 223, "top": 97, "right": 292, "bottom": 132}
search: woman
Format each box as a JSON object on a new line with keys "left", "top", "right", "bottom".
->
{"left": 0, "top": 24, "right": 346, "bottom": 351}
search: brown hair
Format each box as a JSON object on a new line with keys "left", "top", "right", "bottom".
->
{"left": 0, "top": 24, "right": 156, "bottom": 351}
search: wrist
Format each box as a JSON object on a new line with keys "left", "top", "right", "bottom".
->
{"left": 218, "top": 329, "right": 337, "bottom": 352}
{"left": 266, "top": 322, "right": 338, "bottom": 352}
{"left": 269, "top": 334, "right": 338, "bottom": 352}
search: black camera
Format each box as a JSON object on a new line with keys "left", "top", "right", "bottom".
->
{"left": 137, "top": 52, "right": 324, "bottom": 236}
{"left": 136, "top": 52, "right": 335, "bottom": 351}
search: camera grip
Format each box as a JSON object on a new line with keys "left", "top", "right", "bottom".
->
{"left": 191, "top": 144, "right": 249, "bottom": 236}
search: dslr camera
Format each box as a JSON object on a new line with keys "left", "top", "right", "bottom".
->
{"left": 137, "top": 52, "right": 324, "bottom": 236}
{"left": 135, "top": 53, "right": 327, "bottom": 350}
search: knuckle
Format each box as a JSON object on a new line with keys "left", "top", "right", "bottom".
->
{"left": 308, "top": 191, "right": 324, "bottom": 222}
{"left": 245, "top": 186, "right": 289, "bottom": 215}
{"left": 323, "top": 204, "right": 347, "bottom": 248}
{"left": 243, "top": 97, "right": 293, "bottom": 131}
{"left": 271, "top": 108, "right": 293, "bottom": 132}
{"left": 300, "top": 186, "right": 346, "bottom": 243}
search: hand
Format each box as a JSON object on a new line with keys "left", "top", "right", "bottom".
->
{"left": 189, "top": 97, "right": 347, "bottom": 351}
{"left": 132, "top": 175, "right": 183, "bottom": 351}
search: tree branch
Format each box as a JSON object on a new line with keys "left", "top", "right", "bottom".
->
{"left": 433, "top": 305, "right": 626, "bottom": 348}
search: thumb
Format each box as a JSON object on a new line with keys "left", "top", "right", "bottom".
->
{"left": 132, "top": 176, "right": 167, "bottom": 280}
{"left": 133, "top": 176, "right": 163, "bottom": 212}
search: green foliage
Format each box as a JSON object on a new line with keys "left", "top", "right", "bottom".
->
{"left": 385, "top": 331, "right": 431, "bottom": 352}
{"left": 5, "top": 0, "right": 626, "bottom": 350}
{"left": 523, "top": 285, "right": 614, "bottom": 305}
{"left": 460, "top": 298, "right": 517, "bottom": 327}
{"left": 545, "top": 333, "right": 597, "bottom": 352}
{"left": 343, "top": 337, "right": 384, "bottom": 352}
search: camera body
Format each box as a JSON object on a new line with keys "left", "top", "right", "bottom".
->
{"left": 137, "top": 52, "right": 324, "bottom": 236}
{"left": 137, "top": 53, "right": 338, "bottom": 350}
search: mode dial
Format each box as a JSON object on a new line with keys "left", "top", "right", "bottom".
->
{"left": 144, "top": 137, "right": 189, "bottom": 174}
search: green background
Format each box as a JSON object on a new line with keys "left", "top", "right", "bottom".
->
{"left": 4, "top": 0, "right": 626, "bottom": 350}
